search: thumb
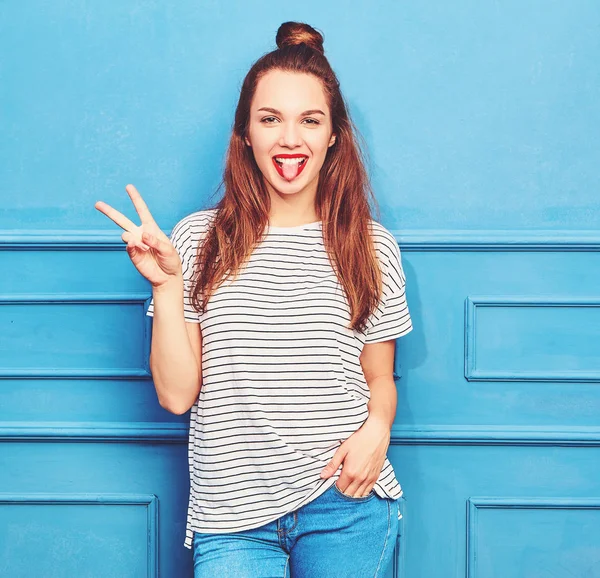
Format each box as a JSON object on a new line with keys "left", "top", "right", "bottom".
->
{"left": 320, "top": 443, "right": 347, "bottom": 478}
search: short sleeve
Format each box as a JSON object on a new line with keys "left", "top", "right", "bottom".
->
{"left": 363, "top": 230, "right": 413, "bottom": 344}
{"left": 146, "top": 214, "right": 207, "bottom": 324}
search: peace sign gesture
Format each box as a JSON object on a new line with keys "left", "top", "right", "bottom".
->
{"left": 94, "top": 184, "right": 183, "bottom": 287}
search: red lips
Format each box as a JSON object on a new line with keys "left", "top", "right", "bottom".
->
{"left": 272, "top": 154, "right": 308, "bottom": 180}
{"left": 273, "top": 154, "right": 308, "bottom": 158}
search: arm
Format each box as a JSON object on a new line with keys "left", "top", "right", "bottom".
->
{"left": 360, "top": 339, "right": 397, "bottom": 430}
{"left": 319, "top": 339, "right": 397, "bottom": 489}
{"left": 149, "top": 275, "right": 203, "bottom": 415}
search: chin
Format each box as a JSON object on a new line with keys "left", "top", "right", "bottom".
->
{"left": 272, "top": 183, "right": 305, "bottom": 196}
{"left": 265, "top": 173, "right": 308, "bottom": 195}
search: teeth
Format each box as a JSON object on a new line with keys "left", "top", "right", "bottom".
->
{"left": 275, "top": 157, "right": 306, "bottom": 164}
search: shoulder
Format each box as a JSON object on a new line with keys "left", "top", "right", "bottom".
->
{"left": 368, "top": 219, "right": 401, "bottom": 262}
{"left": 171, "top": 208, "right": 218, "bottom": 234}
{"left": 368, "top": 219, "right": 407, "bottom": 286}
{"left": 167, "top": 208, "right": 218, "bottom": 255}
{"left": 169, "top": 208, "right": 218, "bottom": 240}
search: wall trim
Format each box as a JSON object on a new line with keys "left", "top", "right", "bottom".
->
{"left": 391, "top": 424, "right": 600, "bottom": 446}
{"left": 1, "top": 229, "right": 600, "bottom": 251}
{"left": 465, "top": 296, "right": 600, "bottom": 382}
{"left": 0, "top": 492, "right": 158, "bottom": 578}
{"left": 0, "top": 293, "right": 152, "bottom": 379}
{"left": 466, "top": 497, "right": 600, "bottom": 578}
{"left": 0, "top": 422, "right": 188, "bottom": 442}
{"left": 2, "top": 422, "right": 600, "bottom": 445}
{"left": 394, "top": 229, "right": 600, "bottom": 251}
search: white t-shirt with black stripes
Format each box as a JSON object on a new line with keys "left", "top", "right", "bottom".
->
{"left": 146, "top": 208, "right": 412, "bottom": 549}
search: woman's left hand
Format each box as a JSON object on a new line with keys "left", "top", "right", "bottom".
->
{"left": 319, "top": 415, "right": 391, "bottom": 498}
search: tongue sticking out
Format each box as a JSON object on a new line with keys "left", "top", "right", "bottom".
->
{"left": 282, "top": 161, "right": 300, "bottom": 181}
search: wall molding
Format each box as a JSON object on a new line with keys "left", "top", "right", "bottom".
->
{"left": 466, "top": 497, "right": 600, "bottom": 578}
{"left": 0, "top": 293, "right": 152, "bottom": 379}
{"left": 0, "top": 492, "right": 158, "bottom": 578}
{"left": 394, "top": 229, "right": 600, "bottom": 251}
{"left": 3, "top": 422, "right": 600, "bottom": 445}
{"left": 390, "top": 424, "right": 600, "bottom": 446}
{"left": 465, "top": 296, "right": 600, "bottom": 382}
{"left": 0, "top": 421, "right": 188, "bottom": 442}
{"left": 1, "top": 229, "right": 600, "bottom": 251}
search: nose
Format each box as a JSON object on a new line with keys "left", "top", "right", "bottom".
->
{"left": 278, "top": 122, "right": 303, "bottom": 148}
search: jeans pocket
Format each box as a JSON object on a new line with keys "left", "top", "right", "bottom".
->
{"left": 332, "top": 480, "right": 376, "bottom": 501}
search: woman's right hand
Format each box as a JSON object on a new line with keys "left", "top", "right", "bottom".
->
{"left": 94, "top": 184, "right": 183, "bottom": 288}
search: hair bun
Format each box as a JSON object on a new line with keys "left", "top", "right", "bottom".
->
{"left": 276, "top": 21, "right": 325, "bottom": 55}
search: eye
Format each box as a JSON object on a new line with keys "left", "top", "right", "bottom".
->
{"left": 260, "top": 116, "right": 320, "bottom": 125}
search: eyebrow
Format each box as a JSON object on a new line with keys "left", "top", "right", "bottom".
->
{"left": 257, "top": 107, "right": 326, "bottom": 116}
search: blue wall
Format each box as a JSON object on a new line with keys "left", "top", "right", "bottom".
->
{"left": 1, "top": 1, "right": 599, "bottom": 576}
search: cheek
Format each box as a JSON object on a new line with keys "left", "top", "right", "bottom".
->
{"left": 307, "top": 144, "right": 331, "bottom": 170}
{"left": 247, "top": 125, "right": 267, "bottom": 150}
{"left": 256, "top": 150, "right": 274, "bottom": 172}
{"left": 249, "top": 136, "right": 274, "bottom": 160}
{"left": 307, "top": 132, "right": 332, "bottom": 155}
{"left": 247, "top": 142, "right": 269, "bottom": 166}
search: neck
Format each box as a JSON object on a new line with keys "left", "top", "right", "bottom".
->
{"left": 265, "top": 177, "right": 319, "bottom": 227}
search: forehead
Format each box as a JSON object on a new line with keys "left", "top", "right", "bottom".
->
{"left": 252, "top": 70, "right": 328, "bottom": 112}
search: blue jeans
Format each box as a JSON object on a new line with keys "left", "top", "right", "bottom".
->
{"left": 193, "top": 482, "right": 401, "bottom": 577}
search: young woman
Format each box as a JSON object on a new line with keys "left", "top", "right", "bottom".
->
{"left": 95, "top": 21, "right": 412, "bottom": 578}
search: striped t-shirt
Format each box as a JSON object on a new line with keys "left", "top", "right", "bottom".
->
{"left": 146, "top": 208, "right": 412, "bottom": 550}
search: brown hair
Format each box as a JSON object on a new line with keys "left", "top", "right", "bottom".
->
{"left": 191, "top": 21, "right": 384, "bottom": 334}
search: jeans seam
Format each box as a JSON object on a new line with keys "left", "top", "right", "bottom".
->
{"left": 283, "top": 555, "right": 289, "bottom": 578}
{"left": 373, "top": 499, "right": 392, "bottom": 577}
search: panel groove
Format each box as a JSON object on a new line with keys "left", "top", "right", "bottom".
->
{"left": 0, "top": 293, "right": 152, "bottom": 379}
{"left": 465, "top": 296, "right": 600, "bottom": 382}
{"left": 0, "top": 493, "right": 158, "bottom": 578}
{"left": 466, "top": 497, "right": 600, "bottom": 578}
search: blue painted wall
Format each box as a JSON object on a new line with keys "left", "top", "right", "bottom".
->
{"left": 1, "top": 1, "right": 599, "bottom": 576}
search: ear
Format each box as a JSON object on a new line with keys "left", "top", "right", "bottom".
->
{"left": 245, "top": 136, "right": 251, "bottom": 147}
{"left": 328, "top": 134, "right": 336, "bottom": 147}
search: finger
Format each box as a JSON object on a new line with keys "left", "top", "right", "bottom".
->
{"left": 122, "top": 231, "right": 150, "bottom": 251}
{"left": 341, "top": 479, "right": 362, "bottom": 497}
{"left": 126, "top": 241, "right": 149, "bottom": 254}
{"left": 320, "top": 453, "right": 343, "bottom": 478}
{"left": 125, "top": 184, "right": 156, "bottom": 225}
{"left": 355, "top": 481, "right": 372, "bottom": 498}
{"left": 95, "top": 200, "right": 140, "bottom": 233}
{"left": 140, "top": 231, "right": 161, "bottom": 251}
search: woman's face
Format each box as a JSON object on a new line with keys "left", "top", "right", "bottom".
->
{"left": 245, "top": 70, "right": 336, "bottom": 200}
